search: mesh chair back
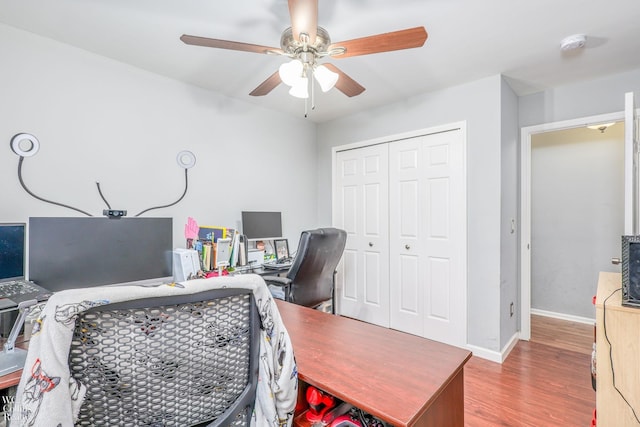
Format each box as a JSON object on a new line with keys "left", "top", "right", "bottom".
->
{"left": 69, "top": 288, "right": 260, "bottom": 427}
{"left": 286, "top": 228, "right": 347, "bottom": 308}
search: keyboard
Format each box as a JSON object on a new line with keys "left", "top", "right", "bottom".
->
{"left": 0, "top": 280, "right": 44, "bottom": 298}
{"left": 263, "top": 262, "right": 292, "bottom": 270}
{"left": 0, "top": 280, "right": 50, "bottom": 312}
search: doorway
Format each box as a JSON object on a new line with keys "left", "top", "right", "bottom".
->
{"left": 520, "top": 111, "right": 625, "bottom": 340}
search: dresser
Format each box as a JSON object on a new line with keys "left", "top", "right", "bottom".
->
{"left": 595, "top": 271, "right": 640, "bottom": 426}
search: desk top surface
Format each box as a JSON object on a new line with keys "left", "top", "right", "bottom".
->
{"left": 275, "top": 300, "right": 471, "bottom": 427}
{"left": 595, "top": 271, "right": 640, "bottom": 316}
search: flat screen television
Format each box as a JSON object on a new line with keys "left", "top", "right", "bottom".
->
{"left": 241, "top": 211, "right": 282, "bottom": 241}
{"left": 28, "top": 217, "right": 173, "bottom": 292}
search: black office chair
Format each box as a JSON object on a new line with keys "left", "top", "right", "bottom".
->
{"left": 69, "top": 288, "right": 260, "bottom": 426}
{"left": 263, "top": 227, "right": 347, "bottom": 313}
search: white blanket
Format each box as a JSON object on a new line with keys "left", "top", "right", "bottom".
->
{"left": 10, "top": 274, "right": 297, "bottom": 427}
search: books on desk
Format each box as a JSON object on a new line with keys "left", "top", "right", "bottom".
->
{"left": 195, "top": 226, "right": 242, "bottom": 271}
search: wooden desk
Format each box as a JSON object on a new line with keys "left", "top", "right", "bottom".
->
{"left": 0, "top": 369, "right": 21, "bottom": 390}
{"left": 0, "top": 337, "right": 29, "bottom": 390}
{"left": 0, "top": 300, "right": 472, "bottom": 427}
{"left": 276, "top": 300, "right": 471, "bottom": 427}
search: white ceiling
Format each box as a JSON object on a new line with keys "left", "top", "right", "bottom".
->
{"left": 1, "top": 0, "right": 640, "bottom": 123}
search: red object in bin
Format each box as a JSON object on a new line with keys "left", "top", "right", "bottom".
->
{"left": 305, "top": 386, "right": 336, "bottom": 422}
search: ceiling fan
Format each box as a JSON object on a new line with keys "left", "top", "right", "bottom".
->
{"left": 180, "top": 0, "right": 428, "bottom": 101}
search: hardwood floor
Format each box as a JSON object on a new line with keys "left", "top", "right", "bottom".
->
{"left": 464, "top": 315, "right": 596, "bottom": 426}
{"left": 530, "top": 315, "right": 594, "bottom": 356}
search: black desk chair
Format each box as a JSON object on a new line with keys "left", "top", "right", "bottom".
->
{"left": 12, "top": 281, "right": 260, "bottom": 427}
{"left": 69, "top": 288, "right": 260, "bottom": 427}
{"left": 263, "top": 227, "right": 347, "bottom": 313}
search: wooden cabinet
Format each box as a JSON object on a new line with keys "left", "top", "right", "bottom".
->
{"left": 595, "top": 271, "right": 640, "bottom": 426}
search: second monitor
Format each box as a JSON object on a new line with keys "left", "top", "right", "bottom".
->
{"left": 241, "top": 211, "right": 282, "bottom": 241}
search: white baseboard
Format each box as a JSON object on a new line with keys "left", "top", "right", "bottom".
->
{"left": 466, "top": 344, "right": 502, "bottom": 363}
{"left": 466, "top": 310, "right": 594, "bottom": 365}
{"left": 466, "top": 332, "right": 519, "bottom": 364}
{"left": 531, "top": 308, "right": 594, "bottom": 325}
{"left": 501, "top": 332, "right": 519, "bottom": 361}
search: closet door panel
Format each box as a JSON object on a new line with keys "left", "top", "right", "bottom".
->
{"left": 342, "top": 185, "right": 358, "bottom": 234}
{"left": 390, "top": 140, "right": 425, "bottom": 335}
{"left": 341, "top": 249, "right": 358, "bottom": 301}
{"left": 399, "top": 254, "right": 420, "bottom": 313}
{"left": 422, "top": 130, "right": 466, "bottom": 347}
{"left": 335, "top": 144, "right": 390, "bottom": 327}
{"left": 390, "top": 129, "right": 466, "bottom": 346}
{"left": 428, "top": 256, "right": 450, "bottom": 320}
{"left": 337, "top": 183, "right": 359, "bottom": 303}
{"left": 364, "top": 251, "right": 383, "bottom": 305}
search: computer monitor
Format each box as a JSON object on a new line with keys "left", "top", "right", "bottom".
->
{"left": 241, "top": 211, "right": 283, "bottom": 241}
{"left": 0, "top": 223, "right": 27, "bottom": 337}
{"left": 0, "top": 223, "right": 26, "bottom": 281}
{"left": 28, "top": 217, "right": 173, "bottom": 292}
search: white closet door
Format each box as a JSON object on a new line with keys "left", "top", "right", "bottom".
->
{"left": 389, "top": 129, "right": 466, "bottom": 346}
{"left": 334, "top": 144, "right": 390, "bottom": 327}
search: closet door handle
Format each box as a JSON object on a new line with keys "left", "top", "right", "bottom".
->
{"left": 405, "top": 244, "right": 411, "bottom": 250}
{"left": 369, "top": 242, "right": 374, "bottom": 247}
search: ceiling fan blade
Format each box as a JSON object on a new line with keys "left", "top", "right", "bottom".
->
{"left": 181, "top": 34, "right": 283, "bottom": 55}
{"left": 288, "top": 0, "right": 318, "bottom": 44}
{"left": 249, "top": 71, "right": 282, "bottom": 96}
{"left": 323, "top": 63, "right": 365, "bottom": 97}
{"left": 329, "top": 27, "right": 428, "bottom": 58}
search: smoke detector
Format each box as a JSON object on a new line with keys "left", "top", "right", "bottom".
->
{"left": 560, "top": 34, "right": 587, "bottom": 51}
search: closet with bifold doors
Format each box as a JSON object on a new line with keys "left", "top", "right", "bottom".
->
{"left": 332, "top": 124, "right": 467, "bottom": 348}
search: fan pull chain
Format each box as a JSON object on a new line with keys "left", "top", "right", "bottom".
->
{"left": 311, "top": 70, "right": 316, "bottom": 111}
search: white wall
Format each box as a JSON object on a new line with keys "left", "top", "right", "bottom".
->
{"left": 519, "top": 68, "right": 640, "bottom": 127}
{"left": 0, "top": 24, "right": 318, "bottom": 249}
{"left": 499, "top": 78, "right": 520, "bottom": 348}
{"left": 317, "top": 75, "right": 504, "bottom": 353}
{"left": 531, "top": 126, "right": 624, "bottom": 319}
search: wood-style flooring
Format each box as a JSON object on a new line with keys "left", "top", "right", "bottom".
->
{"left": 464, "top": 315, "right": 596, "bottom": 426}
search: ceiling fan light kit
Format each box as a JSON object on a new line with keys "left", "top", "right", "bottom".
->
{"left": 279, "top": 59, "right": 304, "bottom": 86}
{"left": 314, "top": 65, "right": 339, "bottom": 92}
{"left": 289, "top": 76, "right": 309, "bottom": 99}
{"left": 279, "top": 59, "right": 338, "bottom": 98}
{"left": 180, "top": 0, "right": 428, "bottom": 116}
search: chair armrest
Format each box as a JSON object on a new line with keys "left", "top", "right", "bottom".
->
{"left": 262, "top": 276, "right": 291, "bottom": 287}
{"left": 263, "top": 276, "right": 292, "bottom": 301}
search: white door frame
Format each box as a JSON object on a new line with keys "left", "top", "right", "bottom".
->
{"left": 520, "top": 111, "right": 624, "bottom": 340}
